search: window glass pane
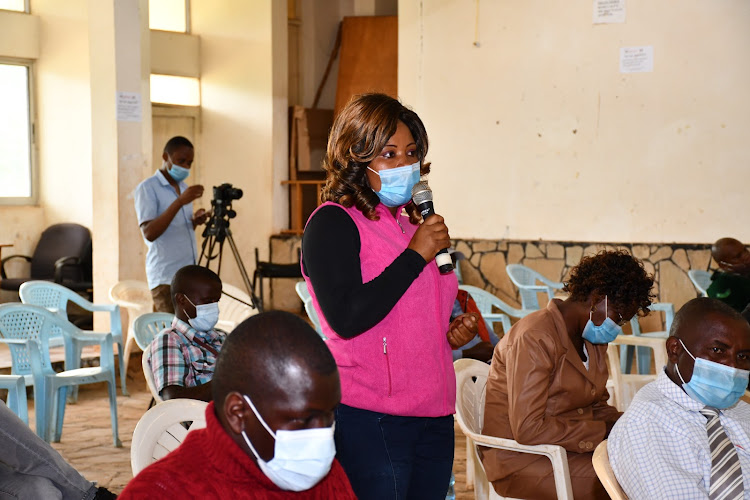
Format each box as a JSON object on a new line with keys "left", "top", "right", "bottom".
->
{"left": 0, "top": 0, "right": 25, "bottom": 12}
{"left": 150, "top": 74, "right": 200, "bottom": 106}
{"left": 0, "top": 64, "right": 31, "bottom": 198}
{"left": 149, "top": 0, "right": 187, "bottom": 32}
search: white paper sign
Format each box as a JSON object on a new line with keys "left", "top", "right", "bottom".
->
{"left": 619, "top": 46, "right": 653, "bottom": 73}
{"left": 116, "top": 91, "right": 142, "bottom": 122}
{"left": 593, "top": 0, "right": 626, "bottom": 24}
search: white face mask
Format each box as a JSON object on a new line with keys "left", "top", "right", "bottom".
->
{"left": 184, "top": 295, "right": 220, "bottom": 331}
{"left": 241, "top": 394, "right": 336, "bottom": 492}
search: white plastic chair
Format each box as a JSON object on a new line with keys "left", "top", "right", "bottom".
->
{"left": 458, "top": 285, "right": 529, "bottom": 335}
{"left": 593, "top": 441, "right": 628, "bottom": 500}
{"left": 688, "top": 269, "right": 711, "bottom": 297}
{"left": 0, "top": 374, "right": 28, "bottom": 425}
{"left": 130, "top": 398, "right": 208, "bottom": 475}
{"left": 506, "top": 264, "right": 565, "bottom": 312}
{"left": 454, "top": 359, "right": 573, "bottom": 500}
{"left": 109, "top": 280, "right": 152, "bottom": 380}
{"left": 606, "top": 335, "right": 667, "bottom": 411}
{"left": 217, "top": 283, "right": 258, "bottom": 332}
{"left": 133, "top": 313, "right": 174, "bottom": 404}
{"left": 0, "top": 303, "right": 120, "bottom": 446}
{"left": 294, "top": 281, "right": 325, "bottom": 339}
{"left": 622, "top": 303, "right": 674, "bottom": 375}
{"left": 20, "top": 281, "right": 128, "bottom": 397}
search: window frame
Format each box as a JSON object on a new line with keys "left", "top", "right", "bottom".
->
{"left": 0, "top": 58, "right": 37, "bottom": 205}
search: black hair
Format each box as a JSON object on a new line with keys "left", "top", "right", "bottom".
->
{"left": 163, "top": 136, "right": 194, "bottom": 155}
{"left": 211, "top": 311, "right": 337, "bottom": 407}
{"left": 563, "top": 250, "right": 654, "bottom": 315}
{"left": 670, "top": 297, "right": 746, "bottom": 338}
{"left": 170, "top": 265, "right": 222, "bottom": 305}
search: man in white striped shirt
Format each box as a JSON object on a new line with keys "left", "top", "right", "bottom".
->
{"left": 609, "top": 298, "right": 750, "bottom": 499}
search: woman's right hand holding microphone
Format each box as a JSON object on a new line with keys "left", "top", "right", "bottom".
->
{"left": 407, "top": 214, "right": 451, "bottom": 264}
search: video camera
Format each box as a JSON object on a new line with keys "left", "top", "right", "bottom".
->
{"left": 210, "top": 183, "right": 243, "bottom": 220}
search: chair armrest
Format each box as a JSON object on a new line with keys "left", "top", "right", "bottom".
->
{"left": 537, "top": 276, "right": 565, "bottom": 290}
{"left": 483, "top": 313, "right": 512, "bottom": 335}
{"left": 72, "top": 331, "right": 113, "bottom": 343}
{"left": 0, "top": 338, "right": 31, "bottom": 345}
{"left": 610, "top": 335, "right": 666, "bottom": 349}
{"left": 53, "top": 256, "right": 84, "bottom": 283}
{"left": 72, "top": 331, "right": 115, "bottom": 369}
{"left": 0, "top": 254, "right": 31, "bottom": 279}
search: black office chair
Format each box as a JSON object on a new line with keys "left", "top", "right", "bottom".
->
{"left": 252, "top": 248, "right": 302, "bottom": 312}
{"left": 1, "top": 223, "right": 93, "bottom": 296}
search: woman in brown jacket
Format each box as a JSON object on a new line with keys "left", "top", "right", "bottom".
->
{"left": 482, "top": 250, "right": 655, "bottom": 499}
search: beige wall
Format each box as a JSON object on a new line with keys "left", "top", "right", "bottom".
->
{"left": 399, "top": 1, "right": 750, "bottom": 243}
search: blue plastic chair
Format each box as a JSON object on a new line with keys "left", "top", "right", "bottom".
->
{"left": 620, "top": 302, "right": 675, "bottom": 375}
{"left": 19, "top": 281, "right": 128, "bottom": 398}
{"left": 688, "top": 270, "right": 711, "bottom": 297}
{"left": 294, "top": 282, "right": 326, "bottom": 340}
{"left": 506, "top": 264, "right": 565, "bottom": 312}
{"left": 0, "top": 374, "right": 28, "bottom": 425}
{"left": 458, "top": 285, "right": 528, "bottom": 335}
{"left": 133, "top": 313, "right": 174, "bottom": 351}
{"left": 0, "top": 303, "right": 120, "bottom": 446}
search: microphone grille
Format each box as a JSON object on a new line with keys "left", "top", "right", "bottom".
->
{"left": 411, "top": 181, "right": 432, "bottom": 205}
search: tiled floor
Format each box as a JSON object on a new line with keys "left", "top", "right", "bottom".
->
{"left": 20, "top": 354, "right": 475, "bottom": 499}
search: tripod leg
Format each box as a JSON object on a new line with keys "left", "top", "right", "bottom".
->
{"left": 225, "top": 229, "right": 262, "bottom": 311}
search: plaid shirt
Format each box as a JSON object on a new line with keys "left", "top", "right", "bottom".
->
{"left": 147, "top": 317, "right": 226, "bottom": 393}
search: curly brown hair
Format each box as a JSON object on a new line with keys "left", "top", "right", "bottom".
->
{"left": 320, "top": 93, "right": 430, "bottom": 224}
{"left": 563, "top": 250, "right": 655, "bottom": 316}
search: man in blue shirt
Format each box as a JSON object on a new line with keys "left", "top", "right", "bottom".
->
{"left": 134, "top": 136, "right": 210, "bottom": 312}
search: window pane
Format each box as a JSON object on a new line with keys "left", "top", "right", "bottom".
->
{"left": 149, "top": 0, "right": 187, "bottom": 32}
{"left": 0, "top": 64, "right": 32, "bottom": 198}
{"left": 150, "top": 74, "right": 200, "bottom": 106}
{"left": 0, "top": 0, "right": 25, "bottom": 12}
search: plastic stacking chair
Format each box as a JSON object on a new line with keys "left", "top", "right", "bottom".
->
{"left": 0, "top": 303, "right": 120, "bottom": 446}
{"left": 593, "top": 441, "right": 628, "bottom": 500}
{"left": 606, "top": 335, "right": 667, "bottom": 411}
{"left": 131, "top": 398, "right": 208, "bottom": 475}
{"left": 217, "top": 283, "right": 258, "bottom": 332}
{"left": 621, "top": 303, "right": 674, "bottom": 376}
{"left": 133, "top": 312, "right": 174, "bottom": 405}
{"left": 109, "top": 280, "right": 152, "bottom": 380}
{"left": 19, "top": 281, "right": 128, "bottom": 397}
{"left": 454, "top": 359, "right": 573, "bottom": 499}
{"left": 295, "top": 282, "right": 326, "bottom": 339}
{"left": 688, "top": 270, "right": 712, "bottom": 297}
{"left": 0, "top": 374, "right": 28, "bottom": 425}
{"left": 506, "top": 264, "right": 565, "bottom": 312}
{"left": 458, "top": 285, "right": 528, "bottom": 335}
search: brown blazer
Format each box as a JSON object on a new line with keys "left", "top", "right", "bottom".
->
{"left": 481, "top": 299, "right": 621, "bottom": 484}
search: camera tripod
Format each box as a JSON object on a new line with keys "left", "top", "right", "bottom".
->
{"left": 198, "top": 213, "right": 262, "bottom": 311}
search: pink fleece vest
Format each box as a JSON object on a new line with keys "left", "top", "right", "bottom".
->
{"left": 303, "top": 202, "right": 458, "bottom": 417}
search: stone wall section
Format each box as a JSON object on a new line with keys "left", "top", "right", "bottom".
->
{"left": 269, "top": 235, "right": 717, "bottom": 332}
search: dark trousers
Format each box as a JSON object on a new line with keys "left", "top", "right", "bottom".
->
{"left": 334, "top": 403, "right": 454, "bottom": 500}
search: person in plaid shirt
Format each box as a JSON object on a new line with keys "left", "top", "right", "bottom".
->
{"left": 146, "top": 265, "right": 226, "bottom": 401}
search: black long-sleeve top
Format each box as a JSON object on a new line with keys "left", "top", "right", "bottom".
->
{"left": 301, "top": 205, "right": 427, "bottom": 338}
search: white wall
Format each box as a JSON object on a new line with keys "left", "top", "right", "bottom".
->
{"left": 399, "top": 1, "right": 750, "bottom": 243}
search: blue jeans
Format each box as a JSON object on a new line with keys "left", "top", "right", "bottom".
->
{"left": 334, "top": 404, "right": 454, "bottom": 500}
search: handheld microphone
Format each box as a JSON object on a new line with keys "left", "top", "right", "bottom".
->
{"left": 411, "top": 181, "right": 454, "bottom": 274}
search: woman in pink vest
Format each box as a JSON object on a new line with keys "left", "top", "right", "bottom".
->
{"left": 301, "top": 93, "right": 478, "bottom": 499}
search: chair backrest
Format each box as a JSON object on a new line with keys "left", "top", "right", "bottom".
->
{"left": 217, "top": 283, "right": 257, "bottom": 332}
{"left": 29, "top": 223, "right": 91, "bottom": 281}
{"left": 0, "top": 303, "right": 78, "bottom": 377}
{"left": 458, "top": 285, "right": 528, "bottom": 334}
{"left": 131, "top": 398, "right": 208, "bottom": 475}
{"left": 593, "top": 441, "right": 628, "bottom": 500}
{"left": 294, "top": 281, "right": 325, "bottom": 338}
{"left": 19, "top": 280, "right": 75, "bottom": 315}
{"left": 606, "top": 335, "right": 666, "bottom": 411}
{"left": 132, "top": 313, "right": 174, "bottom": 351}
{"left": 688, "top": 269, "right": 712, "bottom": 297}
{"left": 109, "top": 280, "right": 153, "bottom": 324}
{"left": 454, "top": 358, "right": 491, "bottom": 433}
{"left": 629, "top": 302, "right": 675, "bottom": 336}
{"left": 506, "top": 264, "right": 564, "bottom": 310}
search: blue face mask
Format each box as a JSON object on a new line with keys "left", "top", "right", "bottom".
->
{"left": 675, "top": 339, "right": 750, "bottom": 409}
{"left": 368, "top": 162, "right": 420, "bottom": 207}
{"left": 167, "top": 162, "right": 190, "bottom": 182}
{"left": 581, "top": 296, "right": 623, "bottom": 344}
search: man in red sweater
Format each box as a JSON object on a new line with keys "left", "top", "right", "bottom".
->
{"left": 120, "top": 311, "right": 356, "bottom": 499}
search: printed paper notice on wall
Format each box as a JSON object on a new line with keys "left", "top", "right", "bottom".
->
{"left": 593, "top": 0, "right": 626, "bottom": 24}
{"left": 619, "top": 46, "right": 653, "bottom": 73}
{"left": 116, "top": 91, "right": 142, "bottom": 122}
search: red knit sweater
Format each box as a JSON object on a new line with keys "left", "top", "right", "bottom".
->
{"left": 120, "top": 402, "right": 357, "bottom": 499}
